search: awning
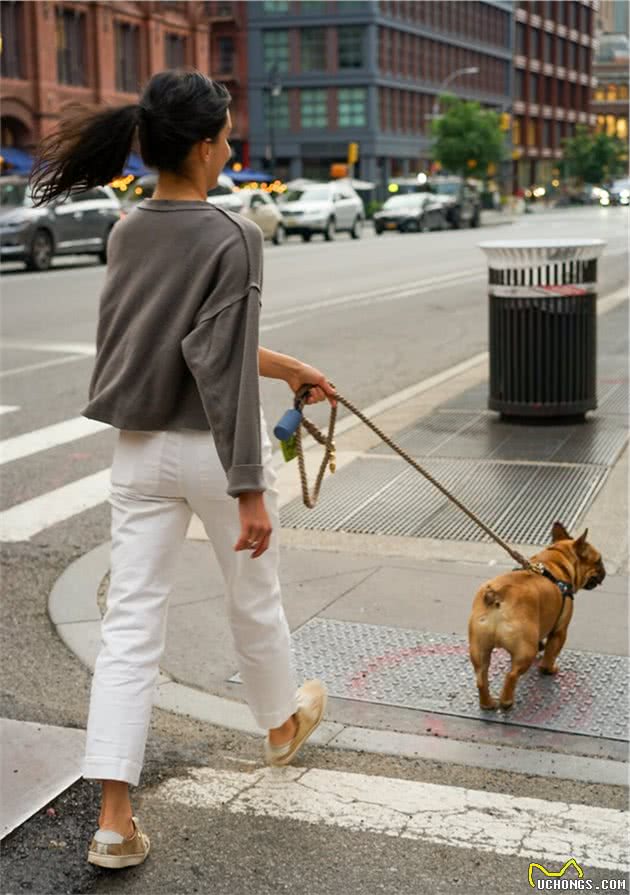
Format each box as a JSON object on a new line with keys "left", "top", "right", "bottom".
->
{"left": 228, "top": 168, "right": 272, "bottom": 183}
{"left": 0, "top": 146, "right": 33, "bottom": 175}
{"left": 123, "top": 152, "right": 150, "bottom": 177}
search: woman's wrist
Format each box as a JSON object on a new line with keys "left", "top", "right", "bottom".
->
{"left": 259, "top": 347, "right": 301, "bottom": 383}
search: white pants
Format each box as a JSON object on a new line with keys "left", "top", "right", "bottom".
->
{"left": 82, "top": 414, "right": 298, "bottom": 786}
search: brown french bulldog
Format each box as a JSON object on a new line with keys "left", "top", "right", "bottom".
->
{"left": 468, "top": 522, "right": 606, "bottom": 711}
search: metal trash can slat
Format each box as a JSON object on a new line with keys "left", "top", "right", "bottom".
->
{"left": 480, "top": 239, "right": 605, "bottom": 418}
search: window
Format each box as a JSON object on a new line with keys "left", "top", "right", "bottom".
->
{"left": 338, "top": 87, "right": 367, "bottom": 127}
{"left": 568, "top": 42, "right": 577, "bottom": 69}
{"left": 617, "top": 118, "right": 628, "bottom": 140}
{"left": 557, "top": 38, "right": 566, "bottom": 66}
{"left": 515, "top": 69, "right": 525, "bottom": 100}
{"left": 301, "top": 28, "right": 326, "bottom": 71}
{"left": 338, "top": 26, "right": 364, "bottom": 68}
{"left": 555, "top": 120, "right": 563, "bottom": 145}
{"left": 544, "top": 76, "right": 554, "bottom": 105}
{"left": 300, "top": 0, "right": 325, "bottom": 10}
{"left": 217, "top": 36, "right": 234, "bottom": 73}
{"left": 165, "top": 33, "right": 187, "bottom": 69}
{"left": 620, "top": 84, "right": 629, "bottom": 100}
{"left": 382, "top": 27, "right": 393, "bottom": 72}
{"left": 0, "top": 2, "right": 24, "bottom": 79}
{"left": 381, "top": 88, "right": 392, "bottom": 130}
{"left": 56, "top": 7, "right": 86, "bottom": 86}
{"left": 300, "top": 89, "right": 327, "bottom": 127}
{"left": 527, "top": 118, "right": 536, "bottom": 146}
{"left": 543, "top": 119, "right": 551, "bottom": 146}
{"left": 543, "top": 32, "right": 552, "bottom": 63}
{"left": 512, "top": 117, "right": 521, "bottom": 144}
{"left": 263, "top": 0, "right": 288, "bottom": 12}
{"left": 530, "top": 28, "right": 539, "bottom": 57}
{"left": 115, "top": 21, "right": 140, "bottom": 92}
{"left": 516, "top": 23, "right": 525, "bottom": 55}
{"left": 264, "top": 90, "right": 290, "bottom": 130}
{"left": 606, "top": 83, "right": 618, "bottom": 101}
{"left": 529, "top": 73, "right": 539, "bottom": 103}
{"left": 72, "top": 187, "right": 110, "bottom": 202}
{"left": 594, "top": 86, "right": 605, "bottom": 101}
{"left": 263, "top": 30, "right": 289, "bottom": 73}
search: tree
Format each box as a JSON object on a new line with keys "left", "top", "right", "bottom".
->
{"left": 431, "top": 96, "right": 505, "bottom": 178}
{"left": 562, "top": 125, "right": 626, "bottom": 185}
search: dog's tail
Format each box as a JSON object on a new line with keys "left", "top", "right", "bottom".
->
{"left": 482, "top": 585, "right": 503, "bottom": 609}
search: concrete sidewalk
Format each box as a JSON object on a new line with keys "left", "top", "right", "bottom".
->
{"left": 49, "top": 287, "right": 629, "bottom": 789}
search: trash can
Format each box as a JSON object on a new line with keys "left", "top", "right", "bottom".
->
{"left": 479, "top": 239, "right": 605, "bottom": 418}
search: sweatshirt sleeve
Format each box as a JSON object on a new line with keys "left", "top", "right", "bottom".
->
{"left": 181, "top": 285, "right": 264, "bottom": 497}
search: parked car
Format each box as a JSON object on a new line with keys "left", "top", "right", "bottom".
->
{"left": 373, "top": 193, "right": 445, "bottom": 234}
{"left": 237, "top": 189, "right": 286, "bottom": 244}
{"left": 606, "top": 178, "right": 630, "bottom": 206}
{"left": 424, "top": 177, "right": 481, "bottom": 228}
{"left": 205, "top": 173, "right": 242, "bottom": 213}
{"left": 0, "top": 177, "right": 122, "bottom": 270}
{"left": 278, "top": 182, "right": 364, "bottom": 241}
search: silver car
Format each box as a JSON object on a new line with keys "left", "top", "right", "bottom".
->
{"left": 0, "top": 177, "right": 122, "bottom": 270}
{"left": 278, "top": 182, "right": 364, "bottom": 242}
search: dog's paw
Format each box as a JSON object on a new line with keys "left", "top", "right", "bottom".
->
{"left": 539, "top": 663, "right": 559, "bottom": 675}
{"left": 479, "top": 697, "right": 499, "bottom": 711}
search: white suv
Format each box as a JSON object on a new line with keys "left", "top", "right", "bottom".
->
{"left": 278, "top": 182, "right": 364, "bottom": 242}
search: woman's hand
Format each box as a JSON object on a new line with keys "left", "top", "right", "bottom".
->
{"left": 235, "top": 492, "right": 272, "bottom": 558}
{"left": 286, "top": 361, "right": 337, "bottom": 407}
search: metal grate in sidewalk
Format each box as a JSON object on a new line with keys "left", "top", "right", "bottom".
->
{"left": 280, "top": 456, "right": 606, "bottom": 545}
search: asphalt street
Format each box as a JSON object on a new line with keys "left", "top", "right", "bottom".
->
{"left": 1, "top": 207, "right": 628, "bottom": 894}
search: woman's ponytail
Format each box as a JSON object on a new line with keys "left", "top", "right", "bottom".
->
{"left": 30, "top": 103, "right": 141, "bottom": 206}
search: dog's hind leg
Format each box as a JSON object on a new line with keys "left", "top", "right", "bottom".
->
{"left": 499, "top": 647, "right": 537, "bottom": 709}
{"left": 539, "top": 628, "right": 568, "bottom": 676}
{"left": 469, "top": 643, "right": 497, "bottom": 710}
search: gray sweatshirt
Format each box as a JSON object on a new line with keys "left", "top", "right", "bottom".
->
{"left": 83, "top": 199, "right": 265, "bottom": 497}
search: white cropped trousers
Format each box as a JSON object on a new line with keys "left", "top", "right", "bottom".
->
{"left": 82, "top": 414, "right": 298, "bottom": 786}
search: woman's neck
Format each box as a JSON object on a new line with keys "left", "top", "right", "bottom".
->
{"left": 152, "top": 172, "right": 207, "bottom": 202}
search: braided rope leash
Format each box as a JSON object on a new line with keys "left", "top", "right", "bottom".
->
{"left": 292, "top": 388, "right": 534, "bottom": 573}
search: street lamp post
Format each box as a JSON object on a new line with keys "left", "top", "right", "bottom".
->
{"left": 430, "top": 66, "right": 480, "bottom": 120}
{"left": 267, "top": 66, "right": 282, "bottom": 179}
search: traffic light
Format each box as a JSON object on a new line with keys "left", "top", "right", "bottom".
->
{"left": 347, "top": 142, "right": 359, "bottom": 165}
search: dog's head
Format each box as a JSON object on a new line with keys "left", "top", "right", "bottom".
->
{"left": 551, "top": 522, "right": 606, "bottom": 590}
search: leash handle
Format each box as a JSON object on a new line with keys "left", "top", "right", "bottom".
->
{"left": 273, "top": 385, "right": 313, "bottom": 441}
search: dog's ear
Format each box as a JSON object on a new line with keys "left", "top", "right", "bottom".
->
{"left": 551, "top": 521, "right": 571, "bottom": 542}
{"left": 573, "top": 529, "right": 589, "bottom": 555}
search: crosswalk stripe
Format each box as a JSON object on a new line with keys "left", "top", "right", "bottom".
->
{"left": 0, "top": 469, "right": 110, "bottom": 542}
{"left": 156, "top": 766, "right": 628, "bottom": 873}
{"left": 0, "top": 417, "right": 110, "bottom": 466}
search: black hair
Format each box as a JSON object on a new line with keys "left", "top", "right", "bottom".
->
{"left": 30, "top": 69, "right": 231, "bottom": 205}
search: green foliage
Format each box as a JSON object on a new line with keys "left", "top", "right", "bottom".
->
{"left": 562, "top": 125, "right": 626, "bottom": 184}
{"left": 431, "top": 96, "right": 505, "bottom": 176}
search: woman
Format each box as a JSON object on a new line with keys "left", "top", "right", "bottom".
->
{"left": 31, "top": 69, "right": 336, "bottom": 870}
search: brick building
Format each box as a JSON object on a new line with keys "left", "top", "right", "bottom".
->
{"left": 0, "top": 1, "right": 249, "bottom": 164}
{"left": 511, "top": 1, "right": 597, "bottom": 189}
{"left": 246, "top": 0, "right": 513, "bottom": 187}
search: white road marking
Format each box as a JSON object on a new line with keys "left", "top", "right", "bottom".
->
{"left": 0, "top": 405, "right": 19, "bottom": 416}
{"left": 0, "top": 340, "right": 96, "bottom": 355}
{"left": 262, "top": 269, "right": 486, "bottom": 322}
{"left": 155, "top": 766, "right": 629, "bottom": 872}
{"left": 0, "top": 469, "right": 110, "bottom": 542}
{"left": 0, "top": 417, "right": 110, "bottom": 466}
{"left": 0, "top": 354, "right": 94, "bottom": 378}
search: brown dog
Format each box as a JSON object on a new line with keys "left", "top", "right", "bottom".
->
{"left": 468, "top": 522, "right": 606, "bottom": 711}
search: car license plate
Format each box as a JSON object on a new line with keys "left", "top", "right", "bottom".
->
{"left": 386, "top": 222, "right": 397, "bottom": 230}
